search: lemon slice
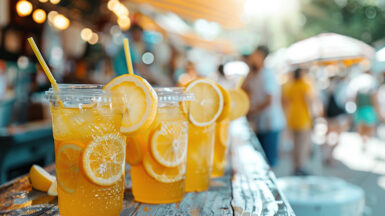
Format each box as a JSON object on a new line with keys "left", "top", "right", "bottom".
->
{"left": 126, "top": 136, "right": 142, "bottom": 165}
{"left": 56, "top": 144, "right": 82, "bottom": 194}
{"left": 218, "top": 119, "right": 230, "bottom": 146}
{"left": 47, "top": 178, "right": 58, "bottom": 196}
{"left": 229, "top": 89, "right": 250, "bottom": 120}
{"left": 216, "top": 84, "right": 231, "bottom": 122}
{"left": 143, "top": 154, "right": 185, "bottom": 183}
{"left": 29, "top": 165, "right": 55, "bottom": 192}
{"left": 83, "top": 135, "right": 126, "bottom": 186}
{"left": 104, "top": 74, "right": 158, "bottom": 134}
{"left": 150, "top": 122, "right": 188, "bottom": 167}
{"left": 185, "top": 79, "right": 224, "bottom": 126}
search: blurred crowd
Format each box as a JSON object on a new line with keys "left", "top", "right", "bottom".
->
{"left": 1, "top": 21, "right": 385, "bottom": 177}
{"left": 242, "top": 46, "right": 385, "bottom": 176}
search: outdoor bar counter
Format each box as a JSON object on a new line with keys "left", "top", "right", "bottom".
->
{"left": 0, "top": 118, "right": 295, "bottom": 216}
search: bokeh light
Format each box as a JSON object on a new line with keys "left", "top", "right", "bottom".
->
{"left": 17, "top": 56, "right": 29, "bottom": 69}
{"left": 50, "top": 0, "right": 61, "bottom": 5}
{"left": 142, "top": 52, "right": 155, "bottom": 65}
{"left": 52, "top": 14, "right": 70, "bottom": 30}
{"left": 47, "top": 11, "right": 58, "bottom": 22}
{"left": 107, "top": 0, "right": 119, "bottom": 11}
{"left": 117, "top": 17, "right": 131, "bottom": 31}
{"left": 16, "top": 0, "right": 33, "bottom": 17}
{"left": 32, "top": 9, "right": 47, "bottom": 24}
{"left": 80, "top": 28, "right": 93, "bottom": 41}
{"left": 88, "top": 33, "right": 99, "bottom": 45}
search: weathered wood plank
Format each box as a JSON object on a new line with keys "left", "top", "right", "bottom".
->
{"left": 120, "top": 168, "right": 233, "bottom": 216}
{"left": 230, "top": 119, "right": 295, "bottom": 216}
{"left": 0, "top": 165, "right": 58, "bottom": 216}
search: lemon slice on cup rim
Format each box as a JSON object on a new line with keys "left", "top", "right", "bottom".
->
{"left": 104, "top": 74, "right": 158, "bottom": 134}
{"left": 184, "top": 78, "right": 224, "bottom": 127}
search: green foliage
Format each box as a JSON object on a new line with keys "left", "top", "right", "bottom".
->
{"left": 300, "top": 0, "right": 385, "bottom": 44}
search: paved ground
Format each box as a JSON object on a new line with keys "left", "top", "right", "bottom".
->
{"left": 273, "top": 131, "right": 385, "bottom": 216}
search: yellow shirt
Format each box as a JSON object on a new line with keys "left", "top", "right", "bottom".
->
{"left": 283, "top": 79, "right": 313, "bottom": 131}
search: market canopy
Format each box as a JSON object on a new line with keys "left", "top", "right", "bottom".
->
{"left": 128, "top": 0, "right": 245, "bottom": 29}
{"left": 286, "top": 33, "right": 375, "bottom": 66}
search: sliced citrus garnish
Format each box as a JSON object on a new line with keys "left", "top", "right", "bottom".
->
{"left": 56, "top": 144, "right": 82, "bottom": 194}
{"left": 150, "top": 122, "right": 188, "bottom": 167}
{"left": 218, "top": 119, "right": 230, "bottom": 146}
{"left": 143, "top": 154, "right": 185, "bottom": 183}
{"left": 29, "top": 164, "right": 55, "bottom": 192}
{"left": 104, "top": 74, "right": 158, "bottom": 134}
{"left": 185, "top": 79, "right": 224, "bottom": 126}
{"left": 47, "top": 178, "right": 58, "bottom": 196}
{"left": 229, "top": 89, "right": 250, "bottom": 120}
{"left": 126, "top": 136, "right": 142, "bottom": 165}
{"left": 83, "top": 135, "right": 126, "bottom": 186}
{"left": 216, "top": 84, "right": 231, "bottom": 122}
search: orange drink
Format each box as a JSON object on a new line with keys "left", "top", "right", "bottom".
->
{"left": 184, "top": 79, "right": 224, "bottom": 192}
{"left": 46, "top": 85, "right": 126, "bottom": 216}
{"left": 185, "top": 123, "right": 216, "bottom": 191}
{"left": 130, "top": 87, "right": 193, "bottom": 203}
{"left": 211, "top": 84, "right": 231, "bottom": 178}
{"left": 211, "top": 117, "right": 230, "bottom": 177}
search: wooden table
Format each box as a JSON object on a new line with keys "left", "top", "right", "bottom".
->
{"left": 0, "top": 118, "right": 295, "bottom": 216}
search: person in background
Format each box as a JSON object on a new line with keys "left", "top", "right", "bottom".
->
{"left": 243, "top": 46, "right": 285, "bottom": 167}
{"left": 113, "top": 24, "right": 171, "bottom": 86}
{"left": 354, "top": 73, "right": 385, "bottom": 151}
{"left": 177, "top": 61, "right": 199, "bottom": 86}
{"left": 216, "top": 64, "right": 232, "bottom": 88}
{"left": 322, "top": 76, "right": 350, "bottom": 165}
{"left": 378, "top": 72, "right": 385, "bottom": 117}
{"left": 282, "top": 68, "right": 313, "bottom": 175}
{"left": 0, "top": 61, "right": 7, "bottom": 98}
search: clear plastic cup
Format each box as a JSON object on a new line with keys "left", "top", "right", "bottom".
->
{"left": 211, "top": 117, "right": 230, "bottom": 177}
{"left": 185, "top": 122, "right": 216, "bottom": 192}
{"left": 46, "top": 84, "right": 125, "bottom": 216}
{"left": 129, "top": 87, "right": 193, "bottom": 204}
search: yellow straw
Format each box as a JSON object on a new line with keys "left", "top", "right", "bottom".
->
{"left": 27, "top": 37, "right": 59, "bottom": 91}
{"left": 236, "top": 76, "right": 245, "bottom": 89}
{"left": 123, "top": 38, "right": 134, "bottom": 75}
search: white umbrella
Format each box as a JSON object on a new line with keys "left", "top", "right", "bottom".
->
{"left": 371, "top": 47, "right": 385, "bottom": 74}
{"left": 286, "top": 33, "right": 375, "bottom": 65}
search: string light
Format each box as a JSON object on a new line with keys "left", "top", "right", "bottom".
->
{"left": 39, "top": 0, "right": 48, "bottom": 2}
{"left": 117, "top": 17, "right": 131, "bottom": 31}
{"left": 88, "top": 33, "right": 99, "bottom": 45}
{"left": 80, "top": 28, "right": 93, "bottom": 41}
{"left": 50, "top": 0, "right": 61, "bottom": 5}
{"left": 114, "top": 4, "right": 129, "bottom": 17}
{"left": 52, "top": 14, "right": 70, "bottom": 30}
{"left": 32, "top": 9, "right": 46, "bottom": 24}
{"left": 107, "top": 0, "right": 131, "bottom": 29}
{"left": 47, "top": 11, "right": 58, "bottom": 22}
{"left": 16, "top": 0, "right": 33, "bottom": 17}
{"left": 107, "top": 0, "right": 119, "bottom": 11}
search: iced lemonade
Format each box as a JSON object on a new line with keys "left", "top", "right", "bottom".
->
{"left": 47, "top": 85, "right": 126, "bottom": 216}
{"left": 184, "top": 79, "right": 224, "bottom": 192}
{"left": 185, "top": 123, "right": 215, "bottom": 191}
{"left": 211, "top": 84, "right": 231, "bottom": 178}
{"left": 211, "top": 117, "right": 230, "bottom": 177}
{"left": 130, "top": 87, "right": 192, "bottom": 203}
